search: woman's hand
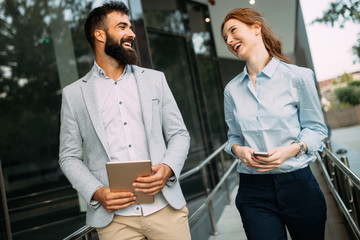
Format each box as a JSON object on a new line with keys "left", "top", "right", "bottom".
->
{"left": 252, "top": 143, "right": 301, "bottom": 172}
{"left": 231, "top": 144, "right": 257, "bottom": 168}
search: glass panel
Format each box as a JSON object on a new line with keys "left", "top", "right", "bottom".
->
{"left": 141, "top": 0, "right": 185, "bottom": 35}
{"left": 147, "top": 32, "right": 206, "bottom": 167}
{"left": 186, "top": 3, "right": 215, "bottom": 57}
{"left": 0, "top": 0, "right": 93, "bottom": 238}
{"left": 187, "top": 2, "right": 226, "bottom": 148}
{"left": 197, "top": 59, "right": 227, "bottom": 148}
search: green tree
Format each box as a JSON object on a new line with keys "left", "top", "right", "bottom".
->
{"left": 312, "top": 0, "right": 360, "bottom": 62}
{"left": 340, "top": 72, "right": 354, "bottom": 82}
{"left": 348, "top": 80, "right": 360, "bottom": 87}
{"left": 335, "top": 86, "right": 360, "bottom": 105}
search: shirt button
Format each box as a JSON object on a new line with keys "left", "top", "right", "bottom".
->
{"left": 124, "top": 122, "right": 127, "bottom": 125}
{"left": 136, "top": 207, "right": 139, "bottom": 210}
{"left": 119, "top": 101, "right": 122, "bottom": 105}
{"left": 115, "top": 82, "right": 117, "bottom": 85}
{"left": 129, "top": 144, "right": 132, "bottom": 148}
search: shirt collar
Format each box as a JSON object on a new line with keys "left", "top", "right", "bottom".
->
{"left": 92, "top": 61, "right": 130, "bottom": 81}
{"left": 261, "top": 57, "right": 280, "bottom": 78}
{"left": 238, "top": 57, "right": 280, "bottom": 83}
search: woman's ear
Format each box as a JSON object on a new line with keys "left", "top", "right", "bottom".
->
{"left": 94, "top": 29, "right": 106, "bottom": 43}
{"left": 253, "top": 21, "right": 262, "bottom": 36}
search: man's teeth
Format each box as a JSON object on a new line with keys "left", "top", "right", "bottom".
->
{"left": 124, "top": 42, "right": 132, "bottom": 47}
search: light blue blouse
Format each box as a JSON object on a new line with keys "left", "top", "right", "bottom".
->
{"left": 224, "top": 57, "right": 328, "bottom": 174}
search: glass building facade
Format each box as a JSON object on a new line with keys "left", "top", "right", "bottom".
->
{"left": 0, "top": 0, "right": 244, "bottom": 238}
{"left": 0, "top": 0, "right": 315, "bottom": 238}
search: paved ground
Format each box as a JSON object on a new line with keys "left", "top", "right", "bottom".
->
{"left": 331, "top": 125, "right": 360, "bottom": 152}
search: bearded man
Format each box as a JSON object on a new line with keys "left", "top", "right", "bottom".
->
{"left": 58, "top": 1, "right": 191, "bottom": 239}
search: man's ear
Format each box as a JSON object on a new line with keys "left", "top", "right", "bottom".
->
{"left": 94, "top": 29, "right": 106, "bottom": 43}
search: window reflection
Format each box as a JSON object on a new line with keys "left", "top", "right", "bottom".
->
{"left": 147, "top": 32, "right": 206, "bottom": 166}
{"left": 142, "top": 0, "right": 185, "bottom": 34}
{"left": 0, "top": 0, "right": 93, "bottom": 237}
{"left": 187, "top": 3, "right": 214, "bottom": 57}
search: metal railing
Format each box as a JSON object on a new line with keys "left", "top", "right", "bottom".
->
{"left": 0, "top": 159, "right": 12, "bottom": 240}
{"left": 316, "top": 140, "right": 360, "bottom": 239}
{"left": 63, "top": 142, "right": 238, "bottom": 240}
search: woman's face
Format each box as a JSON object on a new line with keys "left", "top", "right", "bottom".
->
{"left": 222, "top": 19, "right": 260, "bottom": 60}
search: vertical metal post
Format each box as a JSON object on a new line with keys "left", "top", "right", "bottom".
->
{"left": 220, "top": 151, "right": 231, "bottom": 204}
{"left": 201, "top": 166, "right": 219, "bottom": 235}
{"left": 84, "top": 232, "right": 92, "bottom": 240}
{"left": 340, "top": 156, "right": 358, "bottom": 224}
{"left": 324, "top": 139, "right": 333, "bottom": 152}
{"left": 0, "top": 159, "right": 12, "bottom": 240}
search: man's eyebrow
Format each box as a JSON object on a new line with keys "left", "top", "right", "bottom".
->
{"left": 116, "top": 22, "right": 132, "bottom": 28}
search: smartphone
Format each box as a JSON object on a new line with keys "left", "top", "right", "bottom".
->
{"left": 253, "top": 151, "right": 269, "bottom": 157}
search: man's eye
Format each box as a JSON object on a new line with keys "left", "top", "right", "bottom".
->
{"left": 231, "top": 28, "right": 236, "bottom": 33}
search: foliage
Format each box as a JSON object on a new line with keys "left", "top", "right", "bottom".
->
{"left": 340, "top": 72, "right": 354, "bottom": 82}
{"left": 334, "top": 86, "right": 360, "bottom": 105}
{"left": 348, "top": 80, "right": 360, "bottom": 87}
{"left": 312, "top": 0, "right": 360, "bottom": 62}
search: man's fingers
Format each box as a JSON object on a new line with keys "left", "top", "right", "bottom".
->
{"left": 105, "top": 201, "right": 136, "bottom": 212}
{"left": 135, "top": 186, "right": 161, "bottom": 196}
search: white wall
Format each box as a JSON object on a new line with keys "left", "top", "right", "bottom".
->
{"left": 194, "top": 0, "right": 296, "bottom": 60}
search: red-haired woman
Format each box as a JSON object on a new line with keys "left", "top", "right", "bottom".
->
{"left": 221, "top": 8, "right": 328, "bottom": 240}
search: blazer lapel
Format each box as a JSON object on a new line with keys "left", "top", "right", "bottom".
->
{"left": 80, "top": 72, "right": 111, "bottom": 158}
{"left": 132, "top": 65, "right": 152, "bottom": 140}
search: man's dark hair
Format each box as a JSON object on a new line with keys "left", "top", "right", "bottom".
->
{"left": 84, "top": 1, "right": 129, "bottom": 50}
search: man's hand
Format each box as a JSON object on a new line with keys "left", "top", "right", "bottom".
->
{"left": 133, "top": 163, "right": 174, "bottom": 196}
{"left": 93, "top": 186, "right": 136, "bottom": 212}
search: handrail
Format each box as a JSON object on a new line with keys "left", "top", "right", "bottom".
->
{"left": 323, "top": 147, "right": 360, "bottom": 190}
{"left": 188, "top": 159, "right": 238, "bottom": 224}
{"left": 0, "top": 159, "right": 12, "bottom": 240}
{"left": 63, "top": 142, "right": 236, "bottom": 240}
{"left": 316, "top": 141, "right": 360, "bottom": 239}
{"left": 180, "top": 142, "right": 228, "bottom": 181}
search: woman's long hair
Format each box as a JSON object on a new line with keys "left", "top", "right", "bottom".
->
{"left": 221, "top": 8, "right": 292, "bottom": 64}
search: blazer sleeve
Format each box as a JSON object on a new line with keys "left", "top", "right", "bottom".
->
{"left": 159, "top": 72, "right": 190, "bottom": 183}
{"left": 58, "top": 88, "right": 104, "bottom": 209}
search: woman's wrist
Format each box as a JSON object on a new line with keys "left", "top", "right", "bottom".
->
{"left": 290, "top": 140, "right": 307, "bottom": 157}
{"left": 231, "top": 144, "right": 242, "bottom": 156}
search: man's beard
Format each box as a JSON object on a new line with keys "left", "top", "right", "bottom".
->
{"left": 104, "top": 32, "right": 138, "bottom": 65}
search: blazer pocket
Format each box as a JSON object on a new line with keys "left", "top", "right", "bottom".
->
{"left": 152, "top": 98, "right": 161, "bottom": 131}
{"left": 152, "top": 98, "right": 160, "bottom": 105}
{"left": 152, "top": 98, "right": 160, "bottom": 112}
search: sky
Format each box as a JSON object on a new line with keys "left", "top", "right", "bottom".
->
{"left": 300, "top": 0, "right": 360, "bottom": 81}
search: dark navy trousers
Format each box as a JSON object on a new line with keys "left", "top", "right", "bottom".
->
{"left": 236, "top": 166, "right": 327, "bottom": 240}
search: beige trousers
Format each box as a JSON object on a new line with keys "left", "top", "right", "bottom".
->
{"left": 96, "top": 205, "right": 191, "bottom": 240}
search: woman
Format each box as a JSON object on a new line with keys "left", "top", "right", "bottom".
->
{"left": 221, "top": 8, "right": 328, "bottom": 240}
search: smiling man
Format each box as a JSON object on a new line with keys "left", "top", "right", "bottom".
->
{"left": 58, "top": 1, "right": 191, "bottom": 239}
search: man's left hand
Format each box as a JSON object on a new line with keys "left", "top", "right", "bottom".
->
{"left": 133, "top": 163, "right": 174, "bottom": 195}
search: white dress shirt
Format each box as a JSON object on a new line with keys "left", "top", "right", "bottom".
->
{"left": 93, "top": 62, "right": 167, "bottom": 216}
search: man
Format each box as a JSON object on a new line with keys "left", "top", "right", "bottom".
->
{"left": 58, "top": 1, "right": 191, "bottom": 239}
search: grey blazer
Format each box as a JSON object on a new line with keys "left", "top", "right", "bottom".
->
{"left": 59, "top": 65, "right": 190, "bottom": 228}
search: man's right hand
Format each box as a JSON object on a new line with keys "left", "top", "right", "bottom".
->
{"left": 93, "top": 186, "right": 136, "bottom": 212}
